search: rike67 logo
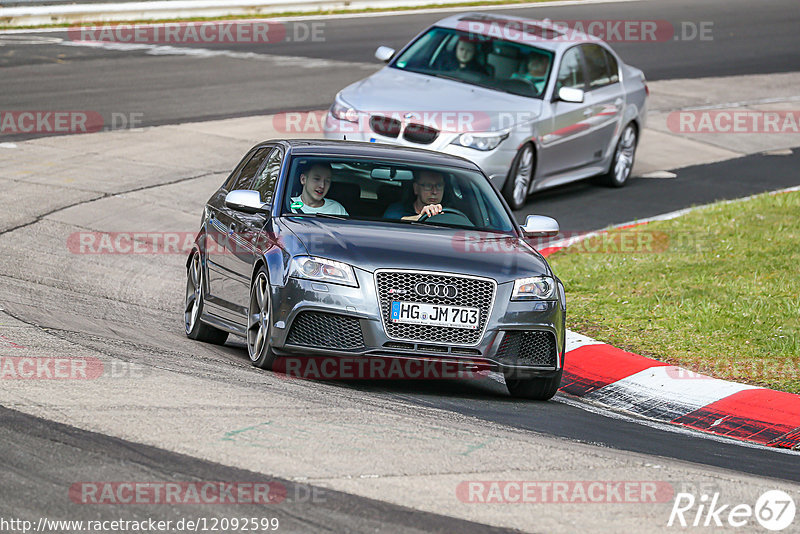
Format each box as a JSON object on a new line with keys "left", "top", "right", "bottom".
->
{"left": 668, "top": 490, "right": 796, "bottom": 531}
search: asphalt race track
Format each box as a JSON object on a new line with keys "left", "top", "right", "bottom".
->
{"left": 2, "top": 0, "right": 800, "bottom": 133}
{"left": 1, "top": 0, "right": 799, "bottom": 532}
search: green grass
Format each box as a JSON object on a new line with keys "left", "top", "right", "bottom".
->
{"left": 548, "top": 190, "right": 800, "bottom": 394}
{"left": 0, "top": 0, "right": 560, "bottom": 31}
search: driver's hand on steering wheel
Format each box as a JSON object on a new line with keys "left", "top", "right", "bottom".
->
{"left": 419, "top": 203, "right": 443, "bottom": 219}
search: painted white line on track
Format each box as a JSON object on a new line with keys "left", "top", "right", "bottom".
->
{"left": 610, "top": 183, "right": 800, "bottom": 229}
{"left": 762, "top": 148, "right": 794, "bottom": 156}
{"left": 640, "top": 170, "right": 677, "bottom": 179}
{"left": 555, "top": 393, "right": 800, "bottom": 455}
{"left": 565, "top": 330, "right": 604, "bottom": 353}
{"left": 59, "top": 38, "right": 377, "bottom": 68}
{"left": 0, "top": 0, "right": 647, "bottom": 33}
{"left": 651, "top": 95, "right": 800, "bottom": 113}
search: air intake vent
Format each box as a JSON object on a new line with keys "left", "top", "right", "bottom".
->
{"left": 495, "top": 331, "right": 557, "bottom": 368}
{"left": 287, "top": 312, "right": 364, "bottom": 350}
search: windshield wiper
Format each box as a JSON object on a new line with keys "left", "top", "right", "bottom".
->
{"left": 408, "top": 220, "right": 454, "bottom": 230}
{"left": 285, "top": 213, "right": 348, "bottom": 221}
{"left": 401, "top": 67, "right": 465, "bottom": 84}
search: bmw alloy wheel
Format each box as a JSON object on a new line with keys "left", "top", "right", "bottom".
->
{"left": 504, "top": 143, "right": 534, "bottom": 210}
{"left": 606, "top": 124, "right": 637, "bottom": 187}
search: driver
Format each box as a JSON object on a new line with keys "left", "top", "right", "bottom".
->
{"left": 511, "top": 53, "right": 550, "bottom": 93}
{"left": 383, "top": 170, "right": 446, "bottom": 221}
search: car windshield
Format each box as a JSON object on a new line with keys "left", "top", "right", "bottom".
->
{"left": 281, "top": 155, "right": 516, "bottom": 233}
{"left": 391, "top": 27, "right": 554, "bottom": 99}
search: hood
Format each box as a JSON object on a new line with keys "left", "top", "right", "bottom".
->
{"left": 340, "top": 68, "right": 542, "bottom": 133}
{"left": 282, "top": 217, "right": 551, "bottom": 284}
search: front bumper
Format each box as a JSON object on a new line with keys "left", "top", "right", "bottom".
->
{"left": 269, "top": 268, "right": 565, "bottom": 377}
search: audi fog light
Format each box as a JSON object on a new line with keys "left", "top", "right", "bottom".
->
{"left": 512, "top": 276, "right": 556, "bottom": 301}
{"left": 290, "top": 256, "right": 358, "bottom": 287}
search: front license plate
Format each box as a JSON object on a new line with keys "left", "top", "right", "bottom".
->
{"left": 390, "top": 301, "right": 479, "bottom": 330}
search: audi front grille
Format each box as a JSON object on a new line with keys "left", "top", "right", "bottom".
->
{"left": 375, "top": 270, "right": 496, "bottom": 346}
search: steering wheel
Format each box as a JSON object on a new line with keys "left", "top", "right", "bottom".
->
{"left": 417, "top": 207, "right": 473, "bottom": 226}
{"left": 512, "top": 77, "right": 544, "bottom": 96}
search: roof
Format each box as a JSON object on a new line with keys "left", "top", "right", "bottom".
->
{"left": 263, "top": 139, "right": 482, "bottom": 170}
{"left": 432, "top": 12, "right": 599, "bottom": 52}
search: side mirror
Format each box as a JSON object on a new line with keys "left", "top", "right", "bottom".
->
{"left": 521, "top": 215, "right": 559, "bottom": 237}
{"left": 225, "top": 190, "right": 269, "bottom": 215}
{"left": 375, "top": 46, "right": 396, "bottom": 63}
{"left": 556, "top": 86, "right": 585, "bottom": 103}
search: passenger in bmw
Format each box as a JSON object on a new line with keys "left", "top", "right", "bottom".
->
{"left": 290, "top": 162, "right": 349, "bottom": 215}
{"left": 383, "top": 170, "right": 447, "bottom": 221}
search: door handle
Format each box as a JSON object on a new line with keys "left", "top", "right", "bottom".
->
{"left": 583, "top": 109, "right": 593, "bottom": 116}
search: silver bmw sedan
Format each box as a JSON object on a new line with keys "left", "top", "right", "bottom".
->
{"left": 324, "top": 13, "right": 648, "bottom": 210}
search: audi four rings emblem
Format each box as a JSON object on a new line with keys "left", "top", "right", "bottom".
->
{"left": 414, "top": 282, "right": 458, "bottom": 298}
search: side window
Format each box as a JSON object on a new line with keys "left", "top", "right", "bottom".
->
{"left": 227, "top": 147, "right": 271, "bottom": 191}
{"left": 252, "top": 147, "right": 283, "bottom": 204}
{"left": 583, "top": 44, "right": 619, "bottom": 89}
{"left": 555, "top": 47, "right": 585, "bottom": 92}
{"left": 223, "top": 149, "right": 256, "bottom": 190}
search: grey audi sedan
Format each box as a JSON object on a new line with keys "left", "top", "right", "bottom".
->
{"left": 185, "top": 140, "right": 566, "bottom": 400}
{"left": 324, "top": 12, "right": 648, "bottom": 210}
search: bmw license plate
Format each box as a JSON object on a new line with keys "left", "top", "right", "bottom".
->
{"left": 390, "top": 301, "right": 479, "bottom": 330}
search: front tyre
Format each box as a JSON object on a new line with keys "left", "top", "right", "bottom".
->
{"left": 504, "top": 368, "right": 563, "bottom": 400}
{"left": 502, "top": 143, "right": 535, "bottom": 211}
{"left": 599, "top": 123, "right": 637, "bottom": 187}
{"left": 247, "top": 267, "right": 277, "bottom": 370}
{"left": 185, "top": 252, "right": 228, "bottom": 344}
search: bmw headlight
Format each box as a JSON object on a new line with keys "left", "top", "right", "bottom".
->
{"left": 451, "top": 131, "right": 509, "bottom": 151}
{"left": 290, "top": 256, "right": 358, "bottom": 287}
{"left": 330, "top": 94, "right": 359, "bottom": 123}
{"left": 511, "top": 276, "right": 556, "bottom": 300}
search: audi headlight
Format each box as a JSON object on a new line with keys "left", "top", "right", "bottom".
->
{"left": 451, "top": 131, "right": 509, "bottom": 151}
{"left": 330, "top": 93, "right": 359, "bottom": 123}
{"left": 512, "top": 276, "right": 556, "bottom": 300}
{"left": 289, "top": 256, "right": 358, "bottom": 287}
